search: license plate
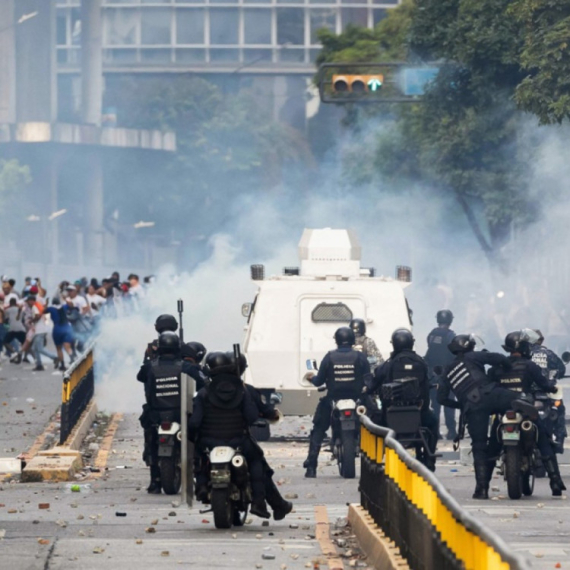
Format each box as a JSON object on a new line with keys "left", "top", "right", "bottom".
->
{"left": 158, "top": 445, "right": 174, "bottom": 457}
{"left": 502, "top": 431, "right": 520, "bottom": 441}
{"left": 341, "top": 420, "right": 356, "bottom": 430}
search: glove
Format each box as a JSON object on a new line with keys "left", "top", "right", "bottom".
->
{"left": 547, "top": 382, "right": 558, "bottom": 394}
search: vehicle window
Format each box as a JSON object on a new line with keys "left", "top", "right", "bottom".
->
{"left": 311, "top": 302, "right": 353, "bottom": 323}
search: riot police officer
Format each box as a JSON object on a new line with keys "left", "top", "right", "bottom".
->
{"left": 189, "top": 352, "right": 270, "bottom": 519}
{"left": 438, "top": 334, "right": 538, "bottom": 499}
{"left": 303, "top": 326, "right": 372, "bottom": 478}
{"left": 349, "top": 318, "right": 384, "bottom": 367}
{"left": 525, "top": 328, "right": 567, "bottom": 451}
{"left": 227, "top": 351, "right": 293, "bottom": 520}
{"left": 181, "top": 342, "right": 209, "bottom": 391}
{"left": 367, "top": 329, "right": 438, "bottom": 470}
{"left": 136, "top": 331, "right": 183, "bottom": 493}
{"left": 424, "top": 310, "right": 457, "bottom": 440}
{"left": 143, "top": 314, "right": 178, "bottom": 362}
{"left": 488, "top": 331, "right": 566, "bottom": 496}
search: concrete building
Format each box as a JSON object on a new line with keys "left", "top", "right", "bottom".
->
{"left": 0, "top": 0, "right": 176, "bottom": 284}
{"left": 54, "top": 0, "right": 402, "bottom": 126}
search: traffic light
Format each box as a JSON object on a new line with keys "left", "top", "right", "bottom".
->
{"left": 332, "top": 74, "right": 384, "bottom": 94}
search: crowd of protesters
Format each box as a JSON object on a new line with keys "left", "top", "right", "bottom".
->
{"left": 0, "top": 272, "right": 150, "bottom": 372}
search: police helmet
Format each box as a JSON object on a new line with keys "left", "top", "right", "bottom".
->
{"left": 205, "top": 351, "right": 232, "bottom": 375}
{"left": 349, "top": 318, "right": 366, "bottom": 336}
{"left": 436, "top": 310, "right": 454, "bottom": 325}
{"left": 227, "top": 351, "right": 248, "bottom": 375}
{"left": 155, "top": 314, "right": 178, "bottom": 333}
{"left": 448, "top": 334, "right": 476, "bottom": 355}
{"left": 503, "top": 331, "right": 531, "bottom": 358}
{"left": 334, "top": 327, "right": 355, "bottom": 347}
{"left": 391, "top": 329, "right": 415, "bottom": 353}
{"left": 521, "top": 328, "right": 541, "bottom": 345}
{"left": 187, "top": 341, "right": 207, "bottom": 362}
{"left": 181, "top": 343, "right": 198, "bottom": 361}
{"left": 158, "top": 331, "right": 180, "bottom": 355}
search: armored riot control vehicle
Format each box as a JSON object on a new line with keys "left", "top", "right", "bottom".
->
{"left": 241, "top": 228, "right": 413, "bottom": 416}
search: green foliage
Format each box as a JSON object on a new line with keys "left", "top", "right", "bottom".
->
{"left": 513, "top": 0, "right": 570, "bottom": 124}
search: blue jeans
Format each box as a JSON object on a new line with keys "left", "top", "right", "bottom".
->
{"left": 31, "top": 334, "right": 57, "bottom": 367}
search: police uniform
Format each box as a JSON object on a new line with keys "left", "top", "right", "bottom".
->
{"left": 487, "top": 356, "right": 564, "bottom": 490}
{"left": 368, "top": 349, "right": 438, "bottom": 468}
{"left": 531, "top": 344, "right": 567, "bottom": 448}
{"left": 438, "top": 351, "right": 524, "bottom": 496}
{"left": 303, "top": 346, "right": 371, "bottom": 470}
{"left": 189, "top": 374, "right": 267, "bottom": 510}
{"left": 424, "top": 326, "right": 457, "bottom": 439}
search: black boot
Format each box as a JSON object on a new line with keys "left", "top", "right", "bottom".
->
{"left": 147, "top": 466, "right": 161, "bottom": 494}
{"left": 265, "top": 478, "right": 293, "bottom": 521}
{"left": 303, "top": 436, "right": 321, "bottom": 472}
{"left": 250, "top": 499, "right": 271, "bottom": 519}
{"left": 543, "top": 456, "right": 567, "bottom": 497}
{"left": 472, "top": 460, "right": 489, "bottom": 500}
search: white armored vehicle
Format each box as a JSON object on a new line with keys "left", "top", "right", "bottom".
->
{"left": 241, "top": 228, "right": 413, "bottom": 415}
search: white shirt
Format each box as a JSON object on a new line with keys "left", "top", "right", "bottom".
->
{"left": 86, "top": 293, "right": 106, "bottom": 312}
{"left": 129, "top": 283, "right": 145, "bottom": 298}
{"left": 66, "top": 295, "right": 88, "bottom": 311}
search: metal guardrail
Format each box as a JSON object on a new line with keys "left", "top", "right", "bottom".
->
{"left": 359, "top": 415, "right": 529, "bottom": 570}
{"left": 60, "top": 341, "right": 95, "bottom": 445}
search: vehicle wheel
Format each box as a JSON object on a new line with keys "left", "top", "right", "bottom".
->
{"left": 339, "top": 432, "right": 356, "bottom": 479}
{"left": 522, "top": 469, "right": 534, "bottom": 496}
{"left": 233, "top": 506, "right": 248, "bottom": 527}
{"left": 212, "top": 488, "right": 233, "bottom": 529}
{"left": 159, "top": 454, "right": 181, "bottom": 495}
{"left": 505, "top": 447, "right": 522, "bottom": 500}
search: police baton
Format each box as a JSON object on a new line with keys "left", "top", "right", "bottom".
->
{"left": 177, "top": 299, "right": 184, "bottom": 343}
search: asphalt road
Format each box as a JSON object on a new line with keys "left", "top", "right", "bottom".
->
{"left": 1, "top": 372, "right": 569, "bottom": 570}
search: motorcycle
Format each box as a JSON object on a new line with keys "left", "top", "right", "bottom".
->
{"left": 535, "top": 387, "right": 565, "bottom": 454}
{"left": 157, "top": 413, "right": 182, "bottom": 495}
{"left": 205, "top": 445, "right": 251, "bottom": 529}
{"left": 331, "top": 398, "right": 366, "bottom": 479}
{"left": 498, "top": 406, "right": 541, "bottom": 499}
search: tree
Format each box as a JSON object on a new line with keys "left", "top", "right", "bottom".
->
{"left": 315, "top": 0, "right": 538, "bottom": 271}
{"left": 513, "top": 0, "right": 570, "bottom": 124}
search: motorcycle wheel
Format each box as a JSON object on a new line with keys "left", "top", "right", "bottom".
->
{"left": 522, "top": 469, "right": 534, "bottom": 496}
{"left": 212, "top": 488, "right": 233, "bottom": 529}
{"left": 505, "top": 447, "right": 522, "bottom": 500}
{"left": 338, "top": 431, "right": 356, "bottom": 479}
{"left": 159, "top": 454, "right": 181, "bottom": 495}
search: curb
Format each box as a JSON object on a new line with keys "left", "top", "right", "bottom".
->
{"left": 21, "top": 399, "right": 97, "bottom": 482}
{"left": 348, "top": 504, "right": 410, "bottom": 570}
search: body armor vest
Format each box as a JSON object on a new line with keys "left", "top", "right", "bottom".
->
{"left": 388, "top": 352, "right": 424, "bottom": 402}
{"left": 425, "top": 328, "right": 455, "bottom": 368}
{"left": 328, "top": 349, "right": 362, "bottom": 399}
{"left": 201, "top": 389, "right": 247, "bottom": 440}
{"left": 496, "top": 360, "right": 528, "bottom": 393}
{"left": 446, "top": 357, "right": 481, "bottom": 402}
{"left": 149, "top": 358, "right": 182, "bottom": 410}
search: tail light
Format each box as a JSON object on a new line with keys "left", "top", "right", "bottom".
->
{"left": 505, "top": 425, "right": 515, "bottom": 433}
{"left": 343, "top": 410, "right": 352, "bottom": 417}
{"left": 505, "top": 411, "right": 517, "bottom": 420}
{"left": 159, "top": 437, "right": 167, "bottom": 443}
{"left": 161, "top": 421, "right": 172, "bottom": 430}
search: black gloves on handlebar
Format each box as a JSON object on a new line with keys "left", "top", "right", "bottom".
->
{"left": 547, "top": 382, "right": 558, "bottom": 394}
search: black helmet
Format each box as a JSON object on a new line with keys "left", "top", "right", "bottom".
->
{"left": 334, "top": 326, "right": 355, "bottom": 347}
{"left": 448, "top": 334, "right": 476, "bottom": 355}
{"left": 227, "top": 351, "right": 248, "bottom": 375}
{"left": 181, "top": 343, "right": 198, "bottom": 361}
{"left": 436, "top": 310, "right": 454, "bottom": 325}
{"left": 205, "top": 351, "right": 232, "bottom": 375}
{"left": 155, "top": 314, "right": 178, "bottom": 333}
{"left": 503, "top": 331, "right": 531, "bottom": 357}
{"left": 349, "top": 318, "right": 366, "bottom": 336}
{"left": 391, "top": 329, "right": 414, "bottom": 353}
{"left": 158, "top": 331, "right": 180, "bottom": 355}
{"left": 186, "top": 341, "right": 207, "bottom": 362}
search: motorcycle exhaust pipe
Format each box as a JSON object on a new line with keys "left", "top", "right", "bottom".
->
{"left": 356, "top": 405, "right": 367, "bottom": 417}
{"left": 521, "top": 420, "right": 534, "bottom": 432}
{"left": 231, "top": 454, "right": 248, "bottom": 485}
{"left": 231, "top": 454, "right": 245, "bottom": 469}
{"left": 177, "top": 431, "right": 182, "bottom": 441}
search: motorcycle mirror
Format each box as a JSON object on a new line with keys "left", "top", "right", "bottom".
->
{"left": 562, "top": 351, "right": 570, "bottom": 364}
{"left": 306, "top": 359, "right": 319, "bottom": 371}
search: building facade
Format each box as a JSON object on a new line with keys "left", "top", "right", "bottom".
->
{"left": 55, "top": 0, "right": 400, "bottom": 73}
